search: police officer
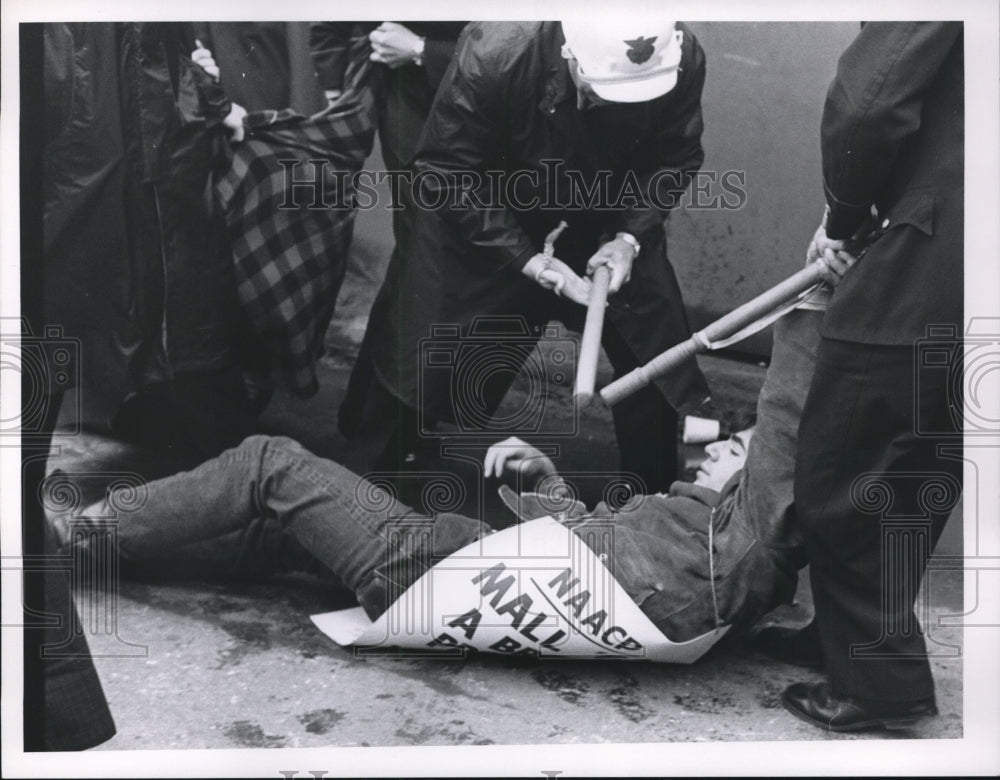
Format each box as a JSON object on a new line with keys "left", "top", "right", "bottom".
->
{"left": 777, "top": 22, "right": 964, "bottom": 732}
{"left": 348, "top": 20, "right": 711, "bottom": 493}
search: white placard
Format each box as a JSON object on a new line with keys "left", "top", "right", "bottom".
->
{"left": 312, "top": 517, "right": 728, "bottom": 663}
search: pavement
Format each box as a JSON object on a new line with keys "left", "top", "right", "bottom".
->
{"left": 76, "top": 572, "right": 962, "bottom": 750}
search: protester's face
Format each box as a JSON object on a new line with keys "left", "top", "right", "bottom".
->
{"left": 693, "top": 428, "right": 754, "bottom": 492}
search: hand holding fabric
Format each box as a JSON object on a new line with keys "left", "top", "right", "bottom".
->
{"left": 223, "top": 102, "right": 247, "bottom": 143}
{"left": 369, "top": 22, "right": 424, "bottom": 68}
{"left": 522, "top": 253, "right": 593, "bottom": 305}
{"left": 192, "top": 39, "right": 220, "bottom": 81}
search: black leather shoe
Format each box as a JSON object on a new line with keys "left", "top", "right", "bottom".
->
{"left": 753, "top": 620, "right": 824, "bottom": 668}
{"left": 782, "top": 681, "right": 938, "bottom": 732}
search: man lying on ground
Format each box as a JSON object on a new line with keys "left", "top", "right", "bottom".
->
{"left": 50, "top": 306, "right": 822, "bottom": 650}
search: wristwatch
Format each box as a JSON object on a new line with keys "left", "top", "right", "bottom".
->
{"left": 615, "top": 231, "right": 641, "bottom": 257}
{"left": 412, "top": 36, "right": 426, "bottom": 67}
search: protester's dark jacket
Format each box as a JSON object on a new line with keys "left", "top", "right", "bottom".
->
{"left": 43, "top": 23, "right": 239, "bottom": 396}
{"left": 820, "top": 22, "right": 963, "bottom": 343}
{"left": 369, "top": 21, "right": 709, "bottom": 416}
{"left": 501, "top": 471, "right": 799, "bottom": 644}
{"left": 310, "top": 22, "right": 468, "bottom": 167}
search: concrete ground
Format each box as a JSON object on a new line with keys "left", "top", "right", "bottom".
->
{"left": 76, "top": 572, "right": 962, "bottom": 750}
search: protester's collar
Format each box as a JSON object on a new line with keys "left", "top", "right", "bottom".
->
{"left": 668, "top": 470, "right": 744, "bottom": 509}
{"left": 668, "top": 480, "right": 725, "bottom": 508}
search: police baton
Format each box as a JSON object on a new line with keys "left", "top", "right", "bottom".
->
{"left": 573, "top": 264, "right": 611, "bottom": 406}
{"left": 600, "top": 263, "right": 827, "bottom": 406}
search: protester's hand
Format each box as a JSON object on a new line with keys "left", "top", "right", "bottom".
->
{"left": 806, "top": 220, "right": 857, "bottom": 286}
{"left": 484, "top": 437, "right": 559, "bottom": 483}
{"left": 324, "top": 89, "right": 344, "bottom": 107}
{"left": 522, "top": 253, "right": 592, "bottom": 305}
{"left": 587, "top": 236, "right": 635, "bottom": 294}
{"left": 223, "top": 102, "right": 247, "bottom": 143}
{"left": 369, "top": 22, "right": 424, "bottom": 68}
{"left": 192, "top": 40, "right": 220, "bottom": 82}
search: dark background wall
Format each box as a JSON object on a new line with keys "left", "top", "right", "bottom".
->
{"left": 670, "top": 22, "right": 860, "bottom": 356}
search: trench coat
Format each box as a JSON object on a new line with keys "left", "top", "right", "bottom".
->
{"left": 43, "top": 22, "right": 239, "bottom": 398}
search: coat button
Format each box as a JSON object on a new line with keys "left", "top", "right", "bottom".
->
{"left": 548, "top": 106, "right": 556, "bottom": 114}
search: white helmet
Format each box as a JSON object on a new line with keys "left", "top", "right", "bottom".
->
{"left": 560, "top": 18, "right": 684, "bottom": 103}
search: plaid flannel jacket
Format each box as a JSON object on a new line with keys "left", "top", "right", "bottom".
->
{"left": 215, "top": 45, "right": 375, "bottom": 397}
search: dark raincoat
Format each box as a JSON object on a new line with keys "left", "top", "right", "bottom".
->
{"left": 43, "top": 22, "right": 239, "bottom": 398}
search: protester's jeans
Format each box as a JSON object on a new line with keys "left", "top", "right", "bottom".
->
{"left": 74, "top": 435, "right": 487, "bottom": 620}
{"left": 732, "top": 304, "right": 824, "bottom": 552}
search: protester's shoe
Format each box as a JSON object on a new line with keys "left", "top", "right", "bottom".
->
{"left": 753, "top": 620, "right": 824, "bottom": 668}
{"left": 782, "top": 681, "right": 938, "bottom": 732}
{"left": 39, "top": 470, "right": 72, "bottom": 550}
{"left": 46, "top": 509, "right": 74, "bottom": 553}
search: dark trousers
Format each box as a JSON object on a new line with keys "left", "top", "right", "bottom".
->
{"left": 110, "top": 367, "right": 256, "bottom": 473}
{"left": 600, "top": 322, "right": 680, "bottom": 493}
{"left": 338, "top": 150, "right": 423, "bottom": 477}
{"left": 795, "top": 336, "right": 962, "bottom": 702}
{"left": 23, "top": 393, "right": 116, "bottom": 750}
{"left": 342, "top": 317, "right": 680, "bottom": 493}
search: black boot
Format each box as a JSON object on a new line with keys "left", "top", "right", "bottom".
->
{"left": 782, "top": 681, "right": 937, "bottom": 732}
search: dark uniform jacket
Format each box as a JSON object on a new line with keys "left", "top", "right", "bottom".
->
{"left": 192, "top": 23, "right": 329, "bottom": 115}
{"left": 368, "top": 21, "right": 710, "bottom": 418}
{"left": 193, "top": 22, "right": 294, "bottom": 111}
{"left": 310, "top": 22, "right": 467, "bottom": 169}
{"left": 820, "top": 22, "right": 963, "bottom": 344}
